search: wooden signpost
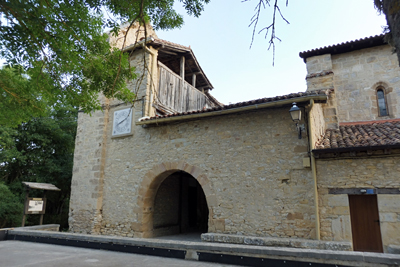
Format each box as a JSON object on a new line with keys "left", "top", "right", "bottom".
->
{"left": 21, "top": 182, "right": 60, "bottom": 227}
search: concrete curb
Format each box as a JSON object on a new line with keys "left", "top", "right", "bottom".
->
{"left": 12, "top": 224, "right": 60, "bottom": 231}
{"left": 6, "top": 229, "right": 400, "bottom": 267}
{"left": 201, "top": 233, "right": 352, "bottom": 251}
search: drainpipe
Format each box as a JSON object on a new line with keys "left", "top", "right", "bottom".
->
{"left": 308, "top": 99, "right": 320, "bottom": 240}
{"left": 141, "top": 97, "right": 145, "bottom": 117}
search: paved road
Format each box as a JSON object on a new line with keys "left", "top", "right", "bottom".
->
{"left": 0, "top": 241, "right": 242, "bottom": 267}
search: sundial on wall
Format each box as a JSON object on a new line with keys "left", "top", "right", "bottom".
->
{"left": 112, "top": 108, "right": 132, "bottom": 136}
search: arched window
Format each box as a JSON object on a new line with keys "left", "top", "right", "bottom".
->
{"left": 377, "top": 89, "right": 388, "bottom": 116}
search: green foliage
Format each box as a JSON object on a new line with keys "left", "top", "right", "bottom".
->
{"left": 0, "top": 0, "right": 210, "bottom": 228}
{"left": 0, "top": 182, "right": 23, "bottom": 228}
{"left": 0, "top": 0, "right": 210, "bottom": 127}
{"left": 0, "top": 106, "right": 77, "bottom": 228}
{"left": 0, "top": 66, "right": 49, "bottom": 126}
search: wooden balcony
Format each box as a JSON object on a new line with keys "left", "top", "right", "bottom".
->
{"left": 154, "top": 62, "right": 217, "bottom": 114}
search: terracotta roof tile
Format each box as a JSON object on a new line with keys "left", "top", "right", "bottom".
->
{"left": 315, "top": 120, "right": 400, "bottom": 150}
{"left": 299, "top": 34, "right": 386, "bottom": 61}
{"left": 152, "top": 38, "right": 190, "bottom": 50}
{"left": 141, "top": 89, "right": 333, "bottom": 121}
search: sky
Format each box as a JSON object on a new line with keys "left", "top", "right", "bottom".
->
{"left": 156, "top": 0, "right": 387, "bottom": 104}
{"left": 0, "top": 1, "right": 387, "bottom": 105}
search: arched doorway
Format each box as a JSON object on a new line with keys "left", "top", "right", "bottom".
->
{"left": 152, "top": 171, "right": 209, "bottom": 237}
{"left": 137, "top": 161, "right": 219, "bottom": 238}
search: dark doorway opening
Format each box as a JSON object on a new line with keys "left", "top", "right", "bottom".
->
{"left": 153, "top": 171, "right": 208, "bottom": 237}
{"left": 348, "top": 194, "right": 383, "bottom": 253}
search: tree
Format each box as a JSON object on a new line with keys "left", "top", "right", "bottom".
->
{"left": 249, "top": 0, "right": 400, "bottom": 66}
{"left": 247, "top": 0, "right": 289, "bottom": 65}
{"left": 0, "top": 0, "right": 210, "bottom": 127}
{"left": 2, "top": 0, "right": 398, "bottom": 127}
{"left": 374, "top": 0, "right": 400, "bottom": 65}
{"left": 0, "top": 65, "right": 51, "bottom": 126}
{"left": 0, "top": 105, "right": 77, "bottom": 228}
{"left": 0, "top": 182, "right": 23, "bottom": 228}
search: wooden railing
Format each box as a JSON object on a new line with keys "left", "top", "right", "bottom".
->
{"left": 155, "top": 62, "right": 214, "bottom": 114}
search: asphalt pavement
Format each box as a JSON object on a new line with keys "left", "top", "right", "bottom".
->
{"left": 0, "top": 240, "right": 241, "bottom": 267}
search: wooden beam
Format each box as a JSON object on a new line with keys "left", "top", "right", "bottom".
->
{"left": 160, "top": 50, "right": 178, "bottom": 56}
{"left": 180, "top": 56, "right": 185, "bottom": 80}
{"left": 21, "top": 189, "right": 29, "bottom": 227}
{"left": 192, "top": 74, "right": 196, "bottom": 88}
{"left": 329, "top": 188, "right": 400, "bottom": 195}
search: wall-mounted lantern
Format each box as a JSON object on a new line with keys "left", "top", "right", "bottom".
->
{"left": 289, "top": 102, "right": 303, "bottom": 139}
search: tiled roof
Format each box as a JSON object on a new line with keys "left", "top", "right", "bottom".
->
{"left": 135, "top": 36, "right": 191, "bottom": 51}
{"left": 152, "top": 38, "right": 191, "bottom": 51}
{"left": 132, "top": 36, "right": 214, "bottom": 90}
{"left": 204, "top": 91, "right": 224, "bottom": 107}
{"left": 299, "top": 34, "right": 386, "bottom": 61}
{"left": 140, "top": 89, "right": 332, "bottom": 122}
{"left": 315, "top": 120, "right": 400, "bottom": 150}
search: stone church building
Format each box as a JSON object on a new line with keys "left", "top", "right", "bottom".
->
{"left": 69, "top": 24, "right": 400, "bottom": 254}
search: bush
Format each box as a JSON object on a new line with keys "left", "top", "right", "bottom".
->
{"left": 0, "top": 183, "right": 23, "bottom": 228}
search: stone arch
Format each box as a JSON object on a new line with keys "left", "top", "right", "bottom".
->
{"left": 371, "top": 81, "right": 393, "bottom": 94}
{"left": 136, "top": 161, "right": 218, "bottom": 238}
{"left": 371, "top": 81, "right": 395, "bottom": 117}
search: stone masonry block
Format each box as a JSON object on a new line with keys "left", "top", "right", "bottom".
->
{"left": 380, "top": 213, "right": 397, "bottom": 222}
{"left": 332, "top": 216, "right": 351, "bottom": 244}
{"left": 212, "top": 219, "right": 225, "bottom": 232}
{"left": 190, "top": 166, "right": 204, "bottom": 178}
{"left": 332, "top": 206, "right": 350, "bottom": 215}
{"left": 378, "top": 195, "right": 400, "bottom": 213}
{"left": 142, "top": 193, "right": 156, "bottom": 207}
{"left": 327, "top": 195, "right": 349, "bottom": 207}
{"left": 153, "top": 163, "right": 167, "bottom": 176}
{"left": 169, "top": 161, "right": 178, "bottom": 170}
{"left": 183, "top": 163, "right": 194, "bottom": 174}
{"left": 202, "top": 184, "right": 214, "bottom": 199}
{"left": 175, "top": 161, "right": 186, "bottom": 171}
{"left": 162, "top": 161, "right": 172, "bottom": 170}
{"left": 196, "top": 174, "right": 210, "bottom": 187}
{"left": 206, "top": 194, "right": 218, "bottom": 207}
{"left": 324, "top": 108, "right": 337, "bottom": 116}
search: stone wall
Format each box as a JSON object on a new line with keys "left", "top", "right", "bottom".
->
{"left": 69, "top": 109, "right": 107, "bottom": 234}
{"left": 108, "top": 22, "right": 158, "bottom": 50}
{"left": 69, "top": 47, "right": 153, "bottom": 234}
{"left": 309, "top": 94, "right": 339, "bottom": 148}
{"left": 309, "top": 102, "right": 325, "bottom": 149}
{"left": 70, "top": 41, "right": 319, "bottom": 239}
{"left": 305, "top": 54, "right": 334, "bottom": 92}
{"left": 316, "top": 156, "right": 400, "bottom": 252}
{"left": 153, "top": 174, "right": 180, "bottom": 228}
{"left": 306, "top": 54, "right": 333, "bottom": 75}
{"left": 70, "top": 99, "right": 317, "bottom": 239}
{"left": 305, "top": 45, "right": 400, "bottom": 124}
{"left": 332, "top": 45, "right": 400, "bottom": 123}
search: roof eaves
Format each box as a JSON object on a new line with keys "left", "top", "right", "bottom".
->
{"left": 312, "top": 144, "right": 400, "bottom": 155}
{"left": 187, "top": 49, "right": 213, "bottom": 90}
{"left": 299, "top": 34, "right": 386, "bottom": 62}
{"left": 151, "top": 39, "right": 214, "bottom": 90}
{"left": 124, "top": 38, "right": 214, "bottom": 91}
{"left": 122, "top": 36, "right": 155, "bottom": 52}
{"left": 137, "top": 91, "right": 330, "bottom": 125}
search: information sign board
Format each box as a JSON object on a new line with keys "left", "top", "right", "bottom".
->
{"left": 24, "top": 198, "right": 46, "bottom": 214}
